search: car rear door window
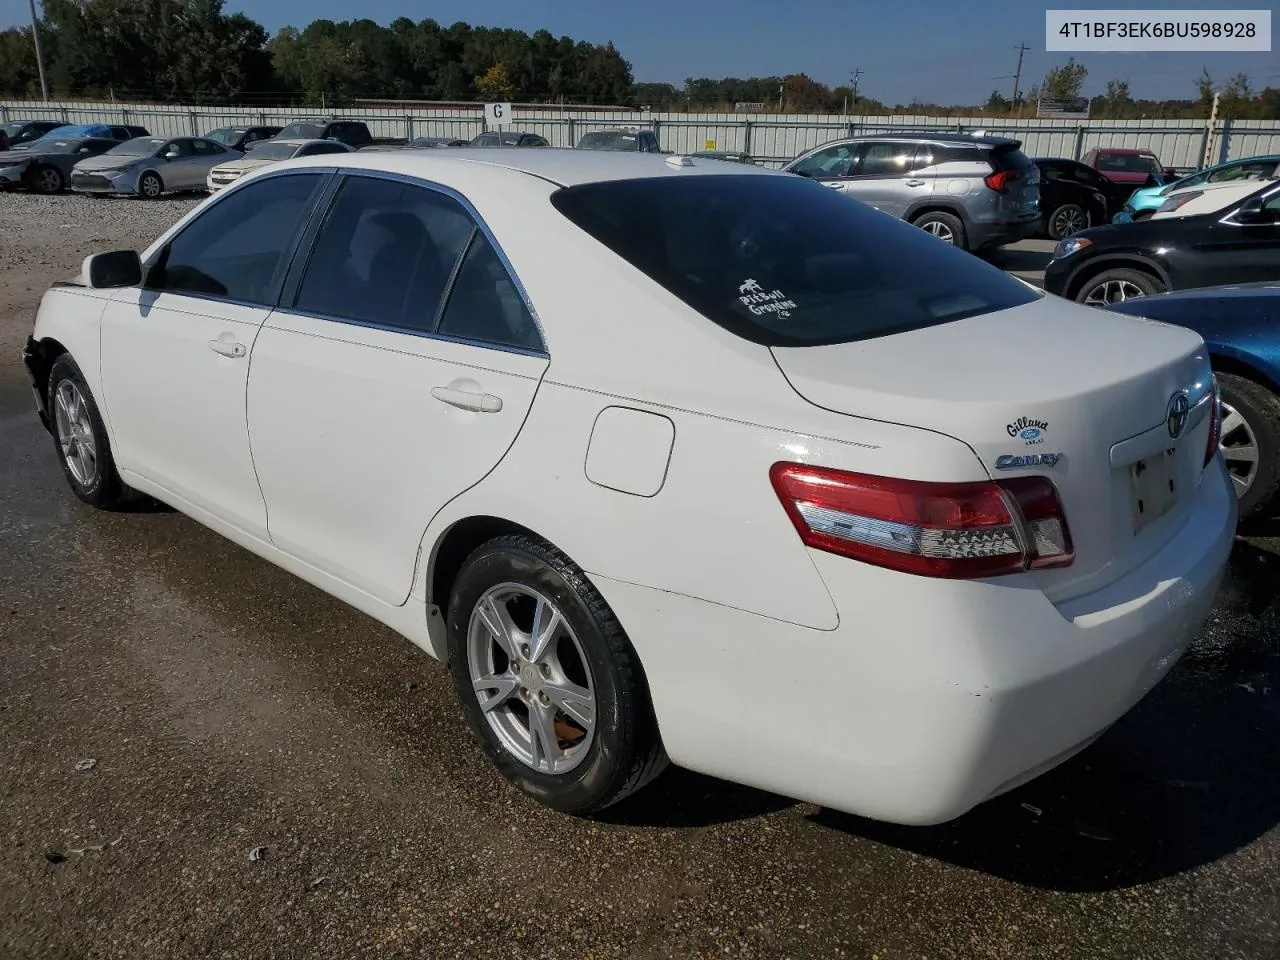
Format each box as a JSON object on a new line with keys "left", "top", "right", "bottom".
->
{"left": 437, "top": 233, "right": 542, "bottom": 352}
{"left": 550, "top": 173, "right": 1037, "bottom": 348}
{"left": 858, "top": 142, "right": 915, "bottom": 177}
{"left": 146, "top": 172, "right": 325, "bottom": 304}
{"left": 293, "top": 176, "right": 473, "bottom": 333}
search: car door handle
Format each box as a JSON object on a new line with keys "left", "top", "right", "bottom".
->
{"left": 906, "top": 179, "right": 927, "bottom": 187}
{"left": 822, "top": 181, "right": 844, "bottom": 188}
{"left": 208, "top": 338, "right": 246, "bottom": 358}
{"left": 431, "top": 386, "right": 502, "bottom": 413}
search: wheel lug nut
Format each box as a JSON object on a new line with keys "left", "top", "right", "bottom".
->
{"left": 520, "top": 644, "right": 531, "bottom": 658}
{"left": 540, "top": 664, "right": 551, "bottom": 679}
{"left": 538, "top": 692, "right": 550, "bottom": 706}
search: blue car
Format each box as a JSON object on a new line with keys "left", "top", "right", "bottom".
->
{"left": 1106, "top": 283, "right": 1280, "bottom": 522}
{"left": 1114, "top": 155, "right": 1280, "bottom": 223}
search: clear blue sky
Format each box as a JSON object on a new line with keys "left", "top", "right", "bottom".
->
{"left": 2, "top": 0, "right": 1276, "bottom": 104}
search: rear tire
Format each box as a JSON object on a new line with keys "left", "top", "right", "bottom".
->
{"left": 447, "top": 533, "right": 667, "bottom": 815}
{"left": 47, "top": 355, "right": 125, "bottom": 510}
{"left": 912, "top": 211, "right": 967, "bottom": 249}
{"left": 1046, "top": 203, "right": 1089, "bottom": 240}
{"left": 1075, "top": 267, "right": 1165, "bottom": 306}
{"left": 1216, "top": 372, "right": 1280, "bottom": 523}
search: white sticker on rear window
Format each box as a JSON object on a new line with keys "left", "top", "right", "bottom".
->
{"left": 738, "top": 279, "right": 797, "bottom": 318}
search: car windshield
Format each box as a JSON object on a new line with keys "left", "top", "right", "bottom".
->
{"left": 106, "top": 137, "right": 165, "bottom": 157}
{"left": 1096, "top": 153, "right": 1161, "bottom": 175}
{"left": 205, "top": 128, "right": 245, "bottom": 145}
{"left": 1, "top": 122, "right": 27, "bottom": 138}
{"left": 551, "top": 174, "right": 1038, "bottom": 348}
{"left": 277, "top": 122, "right": 326, "bottom": 140}
{"left": 249, "top": 141, "right": 303, "bottom": 160}
{"left": 578, "top": 132, "right": 639, "bottom": 151}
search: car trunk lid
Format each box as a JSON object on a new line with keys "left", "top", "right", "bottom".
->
{"left": 770, "top": 295, "right": 1216, "bottom": 603}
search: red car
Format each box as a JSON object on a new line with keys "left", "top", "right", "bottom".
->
{"left": 1081, "top": 147, "right": 1177, "bottom": 186}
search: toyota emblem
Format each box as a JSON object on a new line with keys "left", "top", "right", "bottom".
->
{"left": 1166, "top": 392, "right": 1190, "bottom": 439}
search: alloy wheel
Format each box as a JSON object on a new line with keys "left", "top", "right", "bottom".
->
{"left": 1219, "top": 399, "right": 1260, "bottom": 498}
{"left": 140, "top": 174, "right": 161, "bottom": 198}
{"left": 37, "top": 167, "right": 61, "bottom": 193}
{"left": 466, "top": 583, "right": 597, "bottom": 775}
{"left": 922, "top": 220, "right": 956, "bottom": 243}
{"left": 53, "top": 380, "right": 98, "bottom": 487}
{"left": 1052, "top": 206, "right": 1086, "bottom": 237}
{"left": 1083, "top": 279, "right": 1146, "bottom": 306}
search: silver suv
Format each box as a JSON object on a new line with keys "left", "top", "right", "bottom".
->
{"left": 784, "top": 133, "right": 1041, "bottom": 252}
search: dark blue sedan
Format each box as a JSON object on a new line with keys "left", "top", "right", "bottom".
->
{"left": 1107, "top": 283, "right": 1280, "bottom": 522}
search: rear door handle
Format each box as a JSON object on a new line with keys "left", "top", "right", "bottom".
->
{"left": 208, "top": 338, "right": 246, "bottom": 358}
{"left": 905, "top": 179, "right": 927, "bottom": 187}
{"left": 431, "top": 385, "right": 503, "bottom": 413}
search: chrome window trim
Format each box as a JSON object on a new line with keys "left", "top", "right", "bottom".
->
{"left": 284, "top": 167, "right": 549, "bottom": 356}
{"left": 1217, "top": 181, "right": 1280, "bottom": 227}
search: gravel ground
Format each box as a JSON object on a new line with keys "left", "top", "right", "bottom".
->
{"left": 2, "top": 190, "right": 1279, "bottom": 960}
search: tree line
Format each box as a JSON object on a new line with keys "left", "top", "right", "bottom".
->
{"left": 0, "top": 1, "right": 1277, "bottom": 119}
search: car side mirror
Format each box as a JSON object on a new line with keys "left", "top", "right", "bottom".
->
{"left": 83, "top": 250, "right": 142, "bottom": 288}
{"left": 1235, "top": 196, "right": 1274, "bottom": 223}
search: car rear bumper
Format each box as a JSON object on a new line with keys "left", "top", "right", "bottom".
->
{"left": 595, "top": 462, "right": 1234, "bottom": 825}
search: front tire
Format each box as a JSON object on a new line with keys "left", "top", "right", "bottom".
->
{"left": 1046, "top": 203, "right": 1089, "bottom": 240}
{"left": 912, "top": 210, "right": 967, "bottom": 249}
{"left": 1076, "top": 267, "right": 1166, "bottom": 305}
{"left": 1216, "top": 372, "right": 1280, "bottom": 522}
{"left": 33, "top": 164, "right": 64, "bottom": 195}
{"left": 138, "top": 171, "right": 163, "bottom": 198}
{"left": 447, "top": 534, "right": 667, "bottom": 814}
{"left": 47, "top": 355, "right": 125, "bottom": 509}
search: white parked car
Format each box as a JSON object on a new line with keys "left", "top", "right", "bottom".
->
{"left": 206, "top": 137, "right": 355, "bottom": 192}
{"left": 1152, "top": 177, "right": 1279, "bottom": 219}
{"left": 70, "top": 136, "right": 239, "bottom": 197}
{"left": 21, "top": 150, "right": 1234, "bottom": 825}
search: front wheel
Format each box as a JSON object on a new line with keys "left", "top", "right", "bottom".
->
{"left": 137, "top": 171, "right": 163, "bottom": 198}
{"left": 1216, "top": 372, "right": 1280, "bottom": 522}
{"left": 1046, "top": 203, "right": 1089, "bottom": 240}
{"left": 447, "top": 534, "right": 667, "bottom": 814}
{"left": 33, "top": 164, "right": 64, "bottom": 195}
{"left": 912, "top": 211, "right": 967, "bottom": 249}
{"left": 1076, "top": 267, "right": 1166, "bottom": 305}
{"left": 47, "top": 354, "right": 126, "bottom": 509}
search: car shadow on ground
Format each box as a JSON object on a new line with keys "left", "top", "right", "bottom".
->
{"left": 604, "top": 539, "right": 1280, "bottom": 892}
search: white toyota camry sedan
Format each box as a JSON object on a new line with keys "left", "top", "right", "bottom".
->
{"left": 21, "top": 149, "right": 1235, "bottom": 825}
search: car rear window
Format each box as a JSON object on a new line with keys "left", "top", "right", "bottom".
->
{"left": 1095, "top": 152, "right": 1161, "bottom": 175}
{"left": 550, "top": 174, "right": 1038, "bottom": 348}
{"left": 989, "top": 142, "right": 1034, "bottom": 172}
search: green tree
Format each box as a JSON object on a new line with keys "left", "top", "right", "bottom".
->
{"left": 1041, "top": 57, "right": 1087, "bottom": 99}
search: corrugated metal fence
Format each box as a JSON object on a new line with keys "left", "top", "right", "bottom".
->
{"left": 4, "top": 99, "right": 1280, "bottom": 168}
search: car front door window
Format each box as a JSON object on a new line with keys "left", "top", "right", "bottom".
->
{"left": 97, "top": 171, "right": 328, "bottom": 537}
{"left": 790, "top": 144, "right": 856, "bottom": 180}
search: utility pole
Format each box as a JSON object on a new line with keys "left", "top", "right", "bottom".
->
{"left": 1203, "top": 90, "right": 1222, "bottom": 167}
{"left": 1011, "top": 42, "right": 1030, "bottom": 117}
{"left": 28, "top": 0, "right": 49, "bottom": 102}
{"left": 850, "top": 68, "right": 863, "bottom": 107}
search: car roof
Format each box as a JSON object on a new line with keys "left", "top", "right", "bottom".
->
{"left": 852, "top": 131, "right": 1017, "bottom": 147}
{"left": 1094, "top": 147, "right": 1154, "bottom": 155}
{"left": 278, "top": 148, "right": 788, "bottom": 187}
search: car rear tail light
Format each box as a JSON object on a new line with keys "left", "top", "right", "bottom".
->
{"left": 1205, "top": 376, "right": 1222, "bottom": 467}
{"left": 769, "top": 463, "right": 1074, "bottom": 579}
{"left": 984, "top": 171, "right": 1010, "bottom": 193}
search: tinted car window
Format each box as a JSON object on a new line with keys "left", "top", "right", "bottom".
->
{"left": 192, "top": 139, "right": 222, "bottom": 155}
{"left": 859, "top": 142, "right": 916, "bottom": 177}
{"left": 989, "top": 143, "right": 1035, "bottom": 173}
{"left": 1096, "top": 153, "right": 1160, "bottom": 175}
{"left": 294, "top": 176, "right": 473, "bottom": 333}
{"left": 299, "top": 142, "right": 348, "bottom": 156}
{"left": 790, "top": 144, "right": 856, "bottom": 178}
{"left": 550, "top": 174, "right": 1038, "bottom": 348}
{"left": 437, "top": 233, "right": 541, "bottom": 351}
{"left": 147, "top": 173, "right": 324, "bottom": 303}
